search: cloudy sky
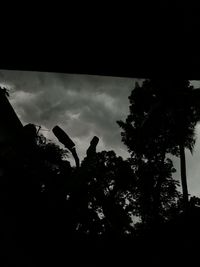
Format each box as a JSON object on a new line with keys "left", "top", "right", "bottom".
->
{"left": 0, "top": 69, "right": 200, "bottom": 198}
{"left": 0, "top": 70, "right": 135, "bottom": 161}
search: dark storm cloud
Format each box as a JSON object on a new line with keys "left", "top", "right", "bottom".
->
{"left": 0, "top": 70, "right": 138, "bottom": 160}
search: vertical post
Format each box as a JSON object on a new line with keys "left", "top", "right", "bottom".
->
{"left": 179, "top": 143, "right": 189, "bottom": 210}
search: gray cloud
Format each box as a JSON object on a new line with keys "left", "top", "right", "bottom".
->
{"left": 0, "top": 70, "right": 137, "bottom": 163}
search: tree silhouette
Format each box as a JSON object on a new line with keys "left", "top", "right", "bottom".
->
{"left": 137, "top": 80, "right": 200, "bottom": 209}
{"left": 73, "top": 148, "right": 136, "bottom": 238}
{"left": 117, "top": 80, "right": 182, "bottom": 223}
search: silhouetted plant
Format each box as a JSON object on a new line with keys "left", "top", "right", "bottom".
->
{"left": 72, "top": 149, "right": 136, "bottom": 238}
{"left": 136, "top": 80, "right": 200, "bottom": 209}
{"left": 117, "top": 80, "right": 183, "bottom": 224}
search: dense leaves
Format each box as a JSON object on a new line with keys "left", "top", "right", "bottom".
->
{"left": 117, "top": 80, "right": 191, "bottom": 222}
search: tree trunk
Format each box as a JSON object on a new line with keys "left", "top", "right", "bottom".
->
{"left": 153, "top": 154, "right": 165, "bottom": 224}
{"left": 179, "top": 142, "right": 189, "bottom": 209}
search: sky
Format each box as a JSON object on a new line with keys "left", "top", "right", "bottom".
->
{"left": 0, "top": 69, "right": 200, "bottom": 198}
{"left": 0, "top": 70, "right": 135, "bottom": 162}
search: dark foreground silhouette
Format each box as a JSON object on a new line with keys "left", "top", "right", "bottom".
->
{"left": 0, "top": 82, "right": 200, "bottom": 266}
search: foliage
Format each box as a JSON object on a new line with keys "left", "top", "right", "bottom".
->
{"left": 117, "top": 80, "right": 185, "bottom": 223}
{"left": 73, "top": 150, "right": 136, "bottom": 237}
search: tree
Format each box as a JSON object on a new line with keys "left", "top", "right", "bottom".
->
{"left": 73, "top": 149, "right": 136, "bottom": 238}
{"left": 137, "top": 80, "right": 200, "bottom": 209}
{"left": 117, "top": 80, "right": 183, "bottom": 223}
